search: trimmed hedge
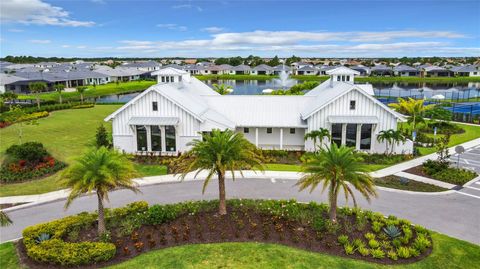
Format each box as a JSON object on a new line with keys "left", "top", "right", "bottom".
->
{"left": 22, "top": 201, "right": 148, "bottom": 266}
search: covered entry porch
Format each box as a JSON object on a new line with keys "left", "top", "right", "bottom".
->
{"left": 328, "top": 116, "right": 377, "bottom": 151}
{"left": 129, "top": 117, "right": 178, "bottom": 155}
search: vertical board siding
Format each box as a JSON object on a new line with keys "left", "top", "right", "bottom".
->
{"left": 112, "top": 90, "right": 200, "bottom": 137}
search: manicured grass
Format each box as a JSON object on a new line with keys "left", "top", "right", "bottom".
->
{"left": 374, "top": 175, "right": 448, "bottom": 192}
{"left": 134, "top": 164, "right": 168, "bottom": 177}
{"left": 18, "top": 80, "right": 155, "bottom": 102}
{"left": 0, "top": 242, "right": 23, "bottom": 269}
{"left": 415, "top": 123, "right": 480, "bottom": 155}
{"left": 263, "top": 163, "right": 388, "bottom": 172}
{"left": 0, "top": 105, "right": 120, "bottom": 197}
{"left": 103, "top": 233, "right": 480, "bottom": 269}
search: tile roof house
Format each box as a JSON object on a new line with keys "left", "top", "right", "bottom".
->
{"left": 105, "top": 67, "right": 411, "bottom": 155}
{"left": 251, "top": 64, "right": 274, "bottom": 75}
{"left": 393, "top": 65, "right": 420, "bottom": 77}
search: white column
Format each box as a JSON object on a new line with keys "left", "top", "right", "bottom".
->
{"left": 146, "top": 126, "right": 152, "bottom": 152}
{"left": 161, "top": 126, "right": 166, "bottom": 153}
{"left": 279, "top": 128, "right": 283, "bottom": 150}
{"left": 255, "top": 128, "right": 259, "bottom": 147}
{"left": 356, "top": 124, "right": 362, "bottom": 150}
{"left": 341, "top": 124, "right": 347, "bottom": 146}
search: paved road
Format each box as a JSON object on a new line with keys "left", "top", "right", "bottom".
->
{"left": 450, "top": 144, "right": 480, "bottom": 200}
{"left": 1, "top": 178, "right": 479, "bottom": 244}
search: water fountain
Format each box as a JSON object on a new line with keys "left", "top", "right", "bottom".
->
{"left": 263, "top": 63, "right": 296, "bottom": 94}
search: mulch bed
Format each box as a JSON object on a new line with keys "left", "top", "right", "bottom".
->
{"left": 17, "top": 207, "right": 432, "bottom": 268}
{"left": 404, "top": 165, "right": 436, "bottom": 180}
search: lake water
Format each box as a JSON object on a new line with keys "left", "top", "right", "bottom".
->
{"left": 95, "top": 79, "right": 480, "bottom": 103}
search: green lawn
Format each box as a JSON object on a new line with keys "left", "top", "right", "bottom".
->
{"left": 415, "top": 123, "right": 480, "bottom": 155}
{"left": 264, "top": 163, "right": 388, "bottom": 172}
{"left": 374, "top": 176, "right": 447, "bottom": 192}
{"left": 18, "top": 80, "right": 155, "bottom": 102}
{"left": 0, "top": 242, "right": 24, "bottom": 269}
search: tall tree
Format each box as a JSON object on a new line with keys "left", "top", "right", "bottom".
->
{"left": 267, "top": 56, "right": 280, "bottom": 67}
{"left": 96, "top": 124, "right": 111, "bottom": 148}
{"left": 178, "top": 129, "right": 264, "bottom": 215}
{"left": 296, "top": 144, "right": 377, "bottom": 222}
{"left": 54, "top": 84, "right": 65, "bottom": 104}
{"left": 76, "top": 86, "right": 88, "bottom": 103}
{"left": 28, "top": 82, "right": 47, "bottom": 108}
{"left": 304, "top": 128, "right": 331, "bottom": 150}
{"left": 212, "top": 84, "right": 233, "bottom": 95}
{"left": 389, "top": 97, "right": 435, "bottom": 131}
{"left": 64, "top": 147, "right": 139, "bottom": 235}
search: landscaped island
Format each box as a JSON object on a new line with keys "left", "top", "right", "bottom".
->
{"left": 19, "top": 200, "right": 434, "bottom": 268}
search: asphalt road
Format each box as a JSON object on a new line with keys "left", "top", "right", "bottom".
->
{"left": 1, "top": 178, "right": 479, "bottom": 244}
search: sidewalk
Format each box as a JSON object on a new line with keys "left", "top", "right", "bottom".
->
{"left": 2, "top": 138, "right": 480, "bottom": 212}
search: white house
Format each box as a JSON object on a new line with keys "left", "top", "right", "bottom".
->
{"left": 105, "top": 66, "right": 412, "bottom": 155}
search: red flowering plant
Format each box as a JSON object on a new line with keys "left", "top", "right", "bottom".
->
{"left": 1, "top": 142, "right": 66, "bottom": 183}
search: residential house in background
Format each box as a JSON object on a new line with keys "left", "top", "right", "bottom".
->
{"left": 123, "top": 61, "right": 162, "bottom": 72}
{"left": 105, "top": 66, "right": 412, "bottom": 156}
{"left": 350, "top": 65, "right": 370, "bottom": 76}
{"left": 393, "top": 65, "right": 420, "bottom": 77}
{"left": 370, "top": 65, "right": 393, "bottom": 76}
{"left": 450, "top": 65, "right": 479, "bottom": 77}
{"left": 251, "top": 64, "right": 274, "bottom": 75}
{"left": 231, "top": 64, "right": 251, "bottom": 75}
{"left": 273, "top": 64, "right": 292, "bottom": 75}
{"left": 419, "top": 65, "right": 453, "bottom": 77}
{"left": 296, "top": 65, "right": 318, "bottom": 75}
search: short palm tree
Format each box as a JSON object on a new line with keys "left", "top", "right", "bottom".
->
{"left": 389, "top": 97, "right": 435, "bottom": 131}
{"left": 178, "top": 129, "right": 264, "bottom": 215}
{"left": 377, "top": 129, "right": 394, "bottom": 154}
{"left": 28, "top": 82, "right": 47, "bottom": 108}
{"left": 1, "top": 92, "right": 18, "bottom": 109}
{"left": 212, "top": 84, "right": 233, "bottom": 95}
{"left": 304, "top": 128, "right": 331, "bottom": 150}
{"left": 296, "top": 144, "right": 377, "bottom": 222}
{"left": 64, "top": 147, "right": 139, "bottom": 235}
{"left": 54, "top": 84, "right": 65, "bottom": 104}
{"left": 390, "top": 130, "right": 406, "bottom": 154}
{"left": 76, "top": 86, "right": 88, "bottom": 103}
{"left": 0, "top": 211, "right": 12, "bottom": 226}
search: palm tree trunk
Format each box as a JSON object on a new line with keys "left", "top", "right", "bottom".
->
{"left": 218, "top": 171, "right": 227, "bottom": 215}
{"left": 329, "top": 184, "right": 337, "bottom": 222}
{"left": 81, "top": 94, "right": 84, "bottom": 104}
{"left": 36, "top": 96, "right": 40, "bottom": 109}
{"left": 97, "top": 192, "right": 106, "bottom": 235}
{"left": 59, "top": 94, "right": 62, "bottom": 104}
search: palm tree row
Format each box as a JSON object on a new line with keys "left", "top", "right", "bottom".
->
{"left": 63, "top": 128, "right": 377, "bottom": 236}
{"left": 377, "top": 129, "right": 406, "bottom": 155}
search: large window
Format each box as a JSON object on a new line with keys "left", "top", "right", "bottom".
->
{"left": 346, "top": 124, "right": 357, "bottom": 148}
{"left": 165, "top": 126, "right": 176, "bottom": 152}
{"left": 136, "top": 125, "right": 147, "bottom": 151}
{"left": 151, "top": 126, "right": 162, "bottom": 151}
{"left": 360, "top": 124, "right": 372, "bottom": 150}
{"left": 331, "top": 124, "right": 342, "bottom": 147}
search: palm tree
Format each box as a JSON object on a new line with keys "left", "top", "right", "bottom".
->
{"left": 178, "top": 129, "right": 264, "bottom": 215}
{"left": 76, "top": 86, "right": 88, "bottom": 103}
{"left": 54, "top": 84, "right": 65, "bottom": 104}
{"left": 0, "top": 211, "right": 12, "bottom": 226}
{"left": 377, "top": 130, "right": 394, "bottom": 154}
{"left": 304, "top": 128, "right": 331, "bottom": 150}
{"left": 1, "top": 92, "right": 18, "bottom": 109}
{"left": 296, "top": 144, "right": 377, "bottom": 222}
{"left": 212, "top": 84, "right": 233, "bottom": 95}
{"left": 28, "top": 82, "right": 47, "bottom": 108}
{"left": 388, "top": 97, "right": 435, "bottom": 131}
{"left": 64, "top": 147, "right": 139, "bottom": 235}
{"left": 390, "top": 130, "right": 406, "bottom": 154}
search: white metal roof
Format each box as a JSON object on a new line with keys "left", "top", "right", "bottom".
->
{"left": 151, "top": 67, "right": 188, "bottom": 76}
{"left": 128, "top": 116, "right": 179, "bottom": 126}
{"left": 326, "top": 66, "right": 360, "bottom": 75}
{"left": 203, "top": 95, "right": 312, "bottom": 128}
{"left": 328, "top": 116, "right": 379, "bottom": 124}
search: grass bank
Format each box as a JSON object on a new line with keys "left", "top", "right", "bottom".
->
{"left": 0, "top": 105, "right": 167, "bottom": 197}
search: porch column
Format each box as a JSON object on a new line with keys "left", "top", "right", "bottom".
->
{"left": 279, "top": 128, "right": 283, "bottom": 150}
{"left": 146, "top": 126, "right": 152, "bottom": 151}
{"left": 161, "top": 126, "right": 166, "bottom": 153}
{"left": 255, "top": 128, "right": 259, "bottom": 147}
{"left": 356, "top": 124, "right": 362, "bottom": 150}
{"left": 341, "top": 124, "right": 347, "bottom": 146}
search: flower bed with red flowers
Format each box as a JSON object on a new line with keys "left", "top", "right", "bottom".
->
{"left": 0, "top": 142, "right": 66, "bottom": 183}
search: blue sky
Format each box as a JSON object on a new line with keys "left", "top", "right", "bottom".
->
{"left": 1, "top": 0, "right": 479, "bottom": 57}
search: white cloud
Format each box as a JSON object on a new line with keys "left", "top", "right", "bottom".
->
{"left": 201, "top": 26, "right": 225, "bottom": 33}
{"left": 29, "top": 39, "right": 51, "bottom": 44}
{"left": 77, "top": 45, "right": 87, "bottom": 49}
{"left": 172, "top": 4, "right": 202, "bottom": 12}
{"left": 90, "top": 0, "right": 105, "bottom": 4}
{"left": 61, "top": 44, "right": 70, "bottom": 48}
{"left": 1, "top": 0, "right": 95, "bottom": 27}
{"left": 113, "top": 29, "right": 475, "bottom": 57}
{"left": 8, "top": 28, "right": 24, "bottom": 32}
{"left": 156, "top": 23, "right": 187, "bottom": 31}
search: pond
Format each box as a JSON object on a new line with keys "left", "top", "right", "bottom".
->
{"left": 95, "top": 79, "right": 480, "bottom": 103}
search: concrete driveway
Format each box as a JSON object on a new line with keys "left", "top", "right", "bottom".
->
{"left": 1, "top": 178, "right": 479, "bottom": 245}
